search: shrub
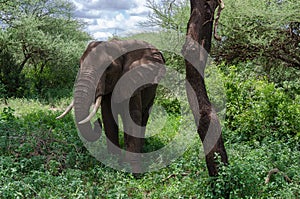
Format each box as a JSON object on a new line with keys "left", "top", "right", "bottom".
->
{"left": 206, "top": 141, "right": 300, "bottom": 198}
{"left": 223, "top": 64, "right": 300, "bottom": 143}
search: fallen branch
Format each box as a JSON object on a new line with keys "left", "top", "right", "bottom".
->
{"left": 265, "top": 168, "right": 292, "bottom": 184}
{"left": 162, "top": 172, "right": 190, "bottom": 182}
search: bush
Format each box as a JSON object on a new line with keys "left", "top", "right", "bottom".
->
{"left": 207, "top": 141, "right": 300, "bottom": 198}
{"left": 157, "top": 98, "right": 181, "bottom": 115}
{"left": 223, "top": 64, "right": 300, "bottom": 143}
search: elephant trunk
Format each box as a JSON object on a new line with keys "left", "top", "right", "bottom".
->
{"left": 74, "top": 68, "right": 103, "bottom": 142}
{"left": 78, "top": 96, "right": 101, "bottom": 124}
{"left": 73, "top": 42, "right": 121, "bottom": 142}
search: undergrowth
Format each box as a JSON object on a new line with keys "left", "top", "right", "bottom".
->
{"left": 0, "top": 99, "right": 299, "bottom": 198}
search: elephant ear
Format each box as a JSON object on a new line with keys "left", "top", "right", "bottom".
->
{"left": 112, "top": 61, "right": 166, "bottom": 103}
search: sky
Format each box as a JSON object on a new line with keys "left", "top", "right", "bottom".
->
{"left": 71, "top": 0, "right": 154, "bottom": 40}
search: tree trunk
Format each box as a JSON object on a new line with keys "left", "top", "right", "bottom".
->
{"left": 183, "top": 0, "right": 228, "bottom": 177}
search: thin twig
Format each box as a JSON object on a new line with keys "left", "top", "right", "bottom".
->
{"left": 162, "top": 172, "right": 190, "bottom": 182}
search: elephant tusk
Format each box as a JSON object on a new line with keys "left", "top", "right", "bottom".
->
{"left": 56, "top": 100, "right": 74, "bottom": 119}
{"left": 78, "top": 96, "right": 101, "bottom": 124}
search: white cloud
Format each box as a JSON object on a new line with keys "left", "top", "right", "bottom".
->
{"left": 93, "top": 31, "right": 113, "bottom": 39}
{"left": 115, "top": 13, "right": 125, "bottom": 21}
{"left": 128, "top": 0, "right": 150, "bottom": 16}
{"left": 71, "top": 0, "right": 151, "bottom": 40}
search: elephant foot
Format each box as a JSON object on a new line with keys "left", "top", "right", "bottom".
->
{"left": 131, "top": 162, "right": 142, "bottom": 174}
{"left": 131, "top": 162, "right": 144, "bottom": 179}
{"left": 133, "top": 172, "right": 143, "bottom": 179}
{"left": 115, "top": 155, "right": 142, "bottom": 178}
{"left": 123, "top": 152, "right": 143, "bottom": 176}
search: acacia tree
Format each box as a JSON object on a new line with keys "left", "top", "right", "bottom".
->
{"left": 214, "top": 0, "right": 300, "bottom": 71}
{"left": 0, "top": 0, "right": 91, "bottom": 97}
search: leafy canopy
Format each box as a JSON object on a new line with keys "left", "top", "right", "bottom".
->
{"left": 144, "top": 0, "right": 300, "bottom": 70}
{"left": 0, "top": 0, "right": 91, "bottom": 98}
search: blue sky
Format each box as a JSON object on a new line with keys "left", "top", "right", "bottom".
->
{"left": 71, "top": 0, "right": 153, "bottom": 40}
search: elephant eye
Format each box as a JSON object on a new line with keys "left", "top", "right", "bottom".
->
{"left": 150, "top": 51, "right": 164, "bottom": 63}
{"left": 106, "top": 64, "right": 113, "bottom": 71}
{"left": 152, "top": 52, "right": 160, "bottom": 57}
{"left": 106, "top": 60, "right": 120, "bottom": 73}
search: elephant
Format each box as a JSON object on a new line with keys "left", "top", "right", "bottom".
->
{"left": 57, "top": 39, "right": 166, "bottom": 174}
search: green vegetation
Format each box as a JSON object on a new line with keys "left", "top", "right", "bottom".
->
{"left": 0, "top": 0, "right": 91, "bottom": 99}
{"left": 1, "top": 69, "right": 299, "bottom": 198}
{"left": 1, "top": 0, "right": 299, "bottom": 198}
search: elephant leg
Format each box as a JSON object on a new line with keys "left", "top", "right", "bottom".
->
{"left": 101, "top": 94, "right": 121, "bottom": 156}
{"left": 141, "top": 86, "right": 157, "bottom": 126}
{"left": 139, "top": 86, "right": 157, "bottom": 148}
{"left": 121, "top": 94, "right": 144, "bottom": 174}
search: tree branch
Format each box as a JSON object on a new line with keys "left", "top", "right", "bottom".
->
{"left": 214, "top": 0, "right": 224, "bottom": 41}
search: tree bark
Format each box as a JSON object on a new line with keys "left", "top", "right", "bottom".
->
{"left": 183, "top": 0, "right": 228, "bottom": 177}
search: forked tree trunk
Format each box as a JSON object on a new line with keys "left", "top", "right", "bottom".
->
{"left": 182, "top": 0, "right": 228, "bottom": 177}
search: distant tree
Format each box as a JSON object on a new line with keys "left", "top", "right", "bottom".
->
{"left": 143, "top": 0, "right": 190, "bottom": 33}
{"left": 0, "top": 0, "right": 91, "bottom": 97}
{"left": 215, "top": 0, "right": 300, "bottom": 71}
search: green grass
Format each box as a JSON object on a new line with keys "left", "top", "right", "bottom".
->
{"left": 0, "top": 99, "right": 299, "bottom": 198}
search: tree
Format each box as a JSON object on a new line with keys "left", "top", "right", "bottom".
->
{"left": 215, "top": 0, "right": 300, "bottom": 71}
{"left": 0, "top": 0, "right": 91, "bottom": 97}
{"left": 182, "top": 0, "right": 228, "bottom": 177}
{"left": 143, "top": 0, "right": 190, "bottom": 33}
{"left": 145, "top": 0, "right": 229, "bottom": 179}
